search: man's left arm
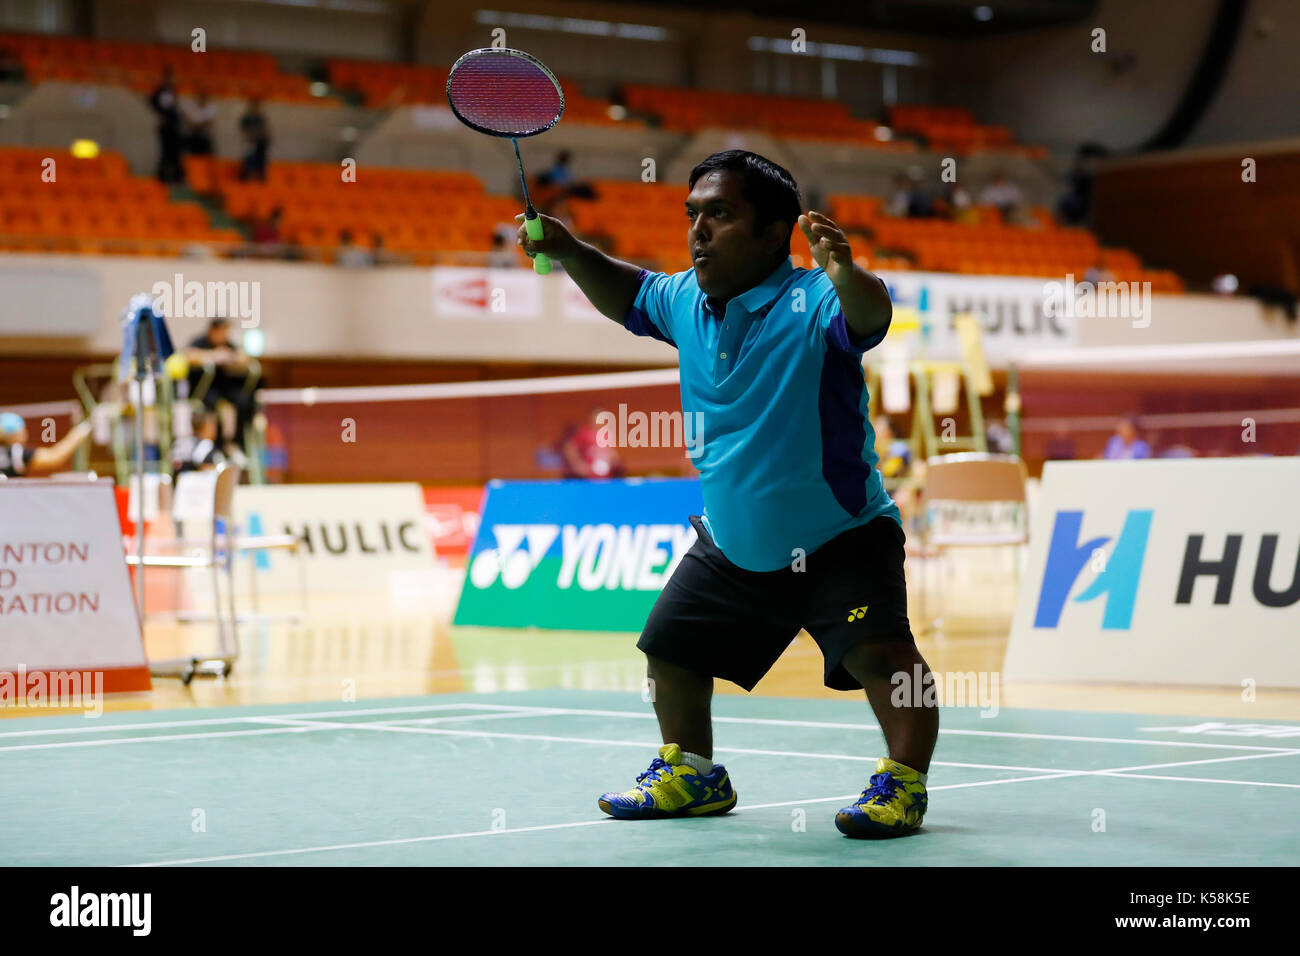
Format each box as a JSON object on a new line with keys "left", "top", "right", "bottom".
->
{"left": 798, "top": 211, "right": 892, "bottom": 344}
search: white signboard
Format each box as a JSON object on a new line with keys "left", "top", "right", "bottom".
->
{"left": 233, "top": 483, "right": 435, "bottom": 594}
{"left": 432, "top": 267, "right": 542, "bottom": 319}
{"left": 0, "top": 481, "right": 149, "bottom": 693}
{"left": 876, "top": 269, "right": 1079, "bottom": 363}
{"left": 1005, "top": 459, "right": 1300, "bottom": 687}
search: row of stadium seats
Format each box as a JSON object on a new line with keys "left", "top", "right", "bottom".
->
{"left": 0, "top": 147, "right": 241, "bottom": 253}
{"left": 0, "top": 32, "right": 327, "bottom": 103}
{"left": 324, "top": 58, "right": 630, "bottom": 125}
{"left": 0, "top": 143, "right": 1181, "bottom": 286}
{"left": 0, "top": 30, "right": 1049, "bottom": 155}
{"left": 888, "top": 105, "right": 1045, "bottom": 158}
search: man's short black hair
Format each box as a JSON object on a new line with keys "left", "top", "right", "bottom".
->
{"left": 688, "top": 150, "right": 802, "bottom": 240}
{"left": 208, "top": 317, "right": 230, "bottom": 329}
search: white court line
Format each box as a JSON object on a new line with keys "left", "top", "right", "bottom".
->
{"left": 2, "top": 700, "right": 1296, "bottom": 752}
{"left": 0, "top": 702, "right": 496, "bottom": 739}
{"left": 356, "top": 702, "right": 1300, "bottom": 753}
{"left": 1096, "top": 772, "right": 1300, "bottom": 790}
{"left": 126, "top": 773, "right": 1092, "bottom": 868}
{"left": 1100, "top": 748, "right": 1300, "bottom": 776}
{"left": 248, "top": 716, "right": 1068, "bottom": 775}
{"left": 0, "top": 725, "right": 330, "bottom": 753}
{"left": 0, "top": 708, "right": 552, "bottom": 753}
{"left": 124, "top": 752, "right": 1299, "bottom": 867}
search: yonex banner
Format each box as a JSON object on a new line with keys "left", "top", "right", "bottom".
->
{"left": 454, "top": 478, "right": 703, "bottom": 631}
{"left": 1005, "top": 459, "right": 1300, "bottom": 687}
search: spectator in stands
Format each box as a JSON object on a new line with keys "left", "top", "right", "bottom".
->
{"left": 979, "top": 171, "right": 1024, "bottom": 222}
{"left": 371, "top": 233, "right": 395, "bottom": 266}
{"left": 172, "top": 409, "right": 224, "bottom": 473}
{"left": 1043, "top": 423, "right": 1077, "bottom": 461}
{"left": 559, "top": 409, "right": 626, "bottom": 479}
{"left": 1083, "top": 258, "right": 1116, "bottom": 288}
{"left": 185, "top": 318, "right": 259, "bottom": 458}
{"left": 887, "top": 171, "right": 933, "bottom": 219}
{"left": 537, "top": 150, "right": 596, "bottom": 214}
{"left": 540, "top": 150, "right": 575, "bottom": 189}
{"left": 0, "top": 49, "right": 23, "bottom": 82}
{"left": 183, "top": 88, "right": 217, "bottom": 156}
{"left": 238, "top": 98, "right": 271, "bottom": 182}
{"left": 251, "top": 205, "right": 283, "bottom": 250}
{"left": 873, "top": 415, "right": 911, "bottom": 481}
{"left": 1057, "top": 144, "right": 1106, "bottom": 226}
{"left": 0, "top": 412, "right": 94, "bottom": 478}
{"left": 1102, "top": 416, "right": 1152, "bottom": 460}
{"left": 335, "top": 229, "right": 373, "bottom": 267}
{"left": 149, "top": 68, "right": 184, "bottom": 184}
{"left": 936, "top": 183, "right": 975, "bottom": 224}
{"left": 487, "top": 231, "right": 517, "bottom": 268}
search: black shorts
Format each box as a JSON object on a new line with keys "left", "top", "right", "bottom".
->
{"left": 637, "top": 515, "right": 914, "bottom": 692}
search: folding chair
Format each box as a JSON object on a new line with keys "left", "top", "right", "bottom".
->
{"left": 127, "top": 462, "right": 241, "bottom": 683}
{"left": 916, "top": 453, "right": 1028, "bottom": 635}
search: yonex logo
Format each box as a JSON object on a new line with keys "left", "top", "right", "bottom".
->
{"left": 469, "top": 522, "right": 696, "bottom": 592}
{"left": 847, "top": 606, "right": 868, "bottom": 622}
{"left": 468, "top": 524, "right": 559, "bottom": 590}
{"left": 1034, "top": 509, "right": 1152, "bottom": 630}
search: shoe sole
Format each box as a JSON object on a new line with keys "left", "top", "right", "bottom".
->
{"left": 598, "top": 791, "right": 738, "bottom": 820}
{"left": 835, "top": 811, "right": 923, "bottom": 839}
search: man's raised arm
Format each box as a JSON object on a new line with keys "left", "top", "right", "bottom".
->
{"left": 515, "top": 213, "right": 645, "bottom": 325}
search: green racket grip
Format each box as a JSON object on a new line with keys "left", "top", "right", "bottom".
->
{"left": 525, "top": 213, "right": 552, "bottom": 275}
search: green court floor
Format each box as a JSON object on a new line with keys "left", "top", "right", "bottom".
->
{"left": 2, "top": 690, "right": 1297, "bottom": 866}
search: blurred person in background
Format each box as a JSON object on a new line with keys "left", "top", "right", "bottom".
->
{"left": 873, "top": 415, "right": 911, "bottom": 481}
{"left": 1102, "top": 416, "right": 1151, "bottom": 460}
{"left": 335, "top": 229, "right": 373, "bottom": 267}
{"left": 887, "top": 171, "right": 932, "bottom": 219}
{"left": 371, "top": 233, "right": 394, "bottom": 266}
{"left": 238, "top": 98, "right": 271, "bottom": 181}
{"left": 978, "top": 171, "right": 1023, "bottom": 222}
{"left": 936, "top": 182, "right": 975, "bottom": 224}
{"left": 171, "top": 409, "right": 225, "bottom": 472}
{"left": 559, "top": 408, "right": 626, "bottom": 479}
{"left": 1083, "top": 258, "right": 1116, "bottom": 288}
{"left": 487, "top": 231, "right": 518, "bottom": 268}
{"left": 0, "top": 412, "right": 93, "bottom": 478}
{"left": 148, "top": 67, "right": 183, "bottom": 183}
{"left": 1044, "top": 422, "right": 1077, "bottom": 460}
{"left": 251, "top": 205, "right": 283, "bottom": 251}
{"left": 185, "top": 318, "right": 258, "bottom": 459}
{"left": 183, "top": 87, "right": 217, "bottom": 156}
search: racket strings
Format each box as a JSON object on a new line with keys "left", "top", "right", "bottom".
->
{"left": 447, "top": 55, "right": 563, "bottom": 136}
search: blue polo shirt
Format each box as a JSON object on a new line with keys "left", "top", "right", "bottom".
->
{"left": 624, "top": 257, "right": 899, "bottom": 572}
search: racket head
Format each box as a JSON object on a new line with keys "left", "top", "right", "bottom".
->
{"left": 445, "top": 48, "right": 565, "bottom": 138}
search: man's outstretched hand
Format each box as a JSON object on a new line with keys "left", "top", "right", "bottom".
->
{"left": 798, "top": 211, "right": 855, "bottom": 286}
{"left": 799, "top": 210, "right": 892, "bottom": 343}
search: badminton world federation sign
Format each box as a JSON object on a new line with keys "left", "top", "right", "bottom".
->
{"left": 455, "top": 479, "right": 702, "bottom": 631}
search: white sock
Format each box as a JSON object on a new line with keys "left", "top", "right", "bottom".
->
{"left": 681, "top": 751, "right": 714, "bottom": 775}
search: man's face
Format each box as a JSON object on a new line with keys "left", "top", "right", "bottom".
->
{"left": 208, "top": 324, "right": 230, "bottom": 347}
{"left": 686, "top": 170, "right": 786, "bottom": 301}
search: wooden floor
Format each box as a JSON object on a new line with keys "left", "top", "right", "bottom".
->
{"left": 7, "top": 551, "right": 1297, "bottom": 722}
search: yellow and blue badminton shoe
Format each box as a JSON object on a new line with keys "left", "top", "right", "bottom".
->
{"left": 835, "top": 757, "right": 928, "bottom": 838}
{"left": 598, "top": 744, "right": 737, "bottom": 819}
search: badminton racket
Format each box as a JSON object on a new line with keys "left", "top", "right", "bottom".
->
{"left": 446, "top": 48, "right": 566, "bottom": 275}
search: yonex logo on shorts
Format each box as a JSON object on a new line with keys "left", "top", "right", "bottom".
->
{"left": 847, "top": 605, "right": 868, "bottom": 622}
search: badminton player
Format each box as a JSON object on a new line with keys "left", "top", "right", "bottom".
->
{"left": 517, "top": 149, "right": 936, "bottom": 838}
